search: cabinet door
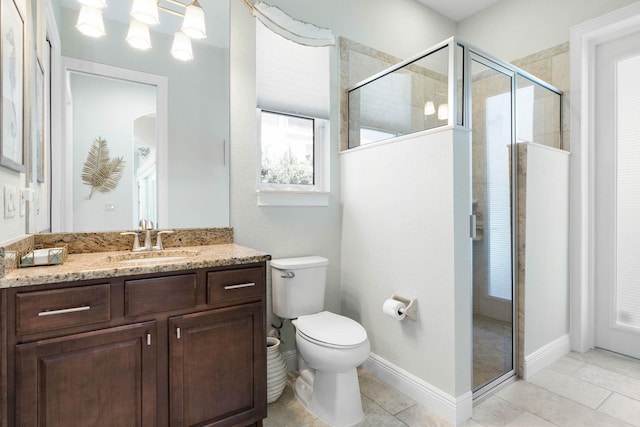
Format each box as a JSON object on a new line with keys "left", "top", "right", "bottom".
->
{"left": 169, "top": 303, "right": 266, "bottom": 427}
{"left": 16, "top": 321, "right": 157, "bottom": 427}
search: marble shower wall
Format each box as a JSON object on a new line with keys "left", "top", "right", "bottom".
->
{"left": 511, "top": 42, "right": 570, "bottom": 151}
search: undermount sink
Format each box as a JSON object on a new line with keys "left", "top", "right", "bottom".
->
{"left": 106, "top": 249, "right": 200, "bottom": 264}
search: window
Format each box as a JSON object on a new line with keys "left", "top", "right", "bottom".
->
{"left": 256, "top": 21, "right": 330, "bottom": 207}
{"left": 256, "top": 110, "right": 329, "bottom": 206}
{"left": 260, "top": 111, "right": 315, "bottom": 186}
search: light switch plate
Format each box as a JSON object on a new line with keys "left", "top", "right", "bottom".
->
{"left": 4, "top": 185, "right": 17, "bottom": 218}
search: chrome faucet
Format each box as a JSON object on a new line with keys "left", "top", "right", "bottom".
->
{"left": 121, "top": 220, "right": 174, "bottom": 252}
{"left": 139, "top": 219, "right": 154, "bottom": 250}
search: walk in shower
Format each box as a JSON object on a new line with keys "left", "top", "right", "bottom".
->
{"left": 347, "top": 38, "right": 563, "bottom": 397}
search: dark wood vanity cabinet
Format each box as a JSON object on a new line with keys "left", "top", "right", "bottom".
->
{"left": 2, "top": 262, "right": 267, "bottom": 427}
{"left": 16, "top": 321, "right": 158, "bottom": 427}
{"left": 169, "top": 302, "right": 265, "bottom": 427}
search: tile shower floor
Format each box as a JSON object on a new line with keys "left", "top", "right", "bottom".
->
{"left": 264, "top": 349, "right": 640, "bottom": 427}
{"left": 473, "top": 315, "right": 513, "bottom": 388}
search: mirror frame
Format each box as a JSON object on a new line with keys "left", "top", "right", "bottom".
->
{"left": 56, "top": 57, "right": 169, "bottom": 232}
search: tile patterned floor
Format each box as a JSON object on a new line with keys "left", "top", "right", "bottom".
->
{"left": 264, "top": 349, "right": 640, "bottom": 427}
{"left": 473, "top": 315, "right": 513, "bottom": 388}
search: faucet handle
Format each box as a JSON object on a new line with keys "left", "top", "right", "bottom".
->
{"left": 153, "top": 230, "right": 174, "bottom": 250}
{"left": 120, "top": 232, "right": 141, "bottom": 251}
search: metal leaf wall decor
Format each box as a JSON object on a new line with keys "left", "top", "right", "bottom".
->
{"left": 82, "top": 137, "right": 126, "bottom": 199}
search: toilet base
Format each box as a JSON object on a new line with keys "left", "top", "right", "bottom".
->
{"left": 294, "top": 367, "right": 364, "bottom": 427}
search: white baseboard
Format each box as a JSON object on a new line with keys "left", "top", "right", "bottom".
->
{"left": 524, "top": 333, "right": 570, "bottom": 379}
{"left": 362, "top": 353, "right": 472, "bottom": 426}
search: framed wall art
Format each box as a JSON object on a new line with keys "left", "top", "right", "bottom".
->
{"left": 1, "top": 0, "right": 26, "bottom": 173}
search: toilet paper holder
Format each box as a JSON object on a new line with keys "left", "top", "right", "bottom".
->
{"left": 389, "top": 293, "right": 417, "bottom": 321}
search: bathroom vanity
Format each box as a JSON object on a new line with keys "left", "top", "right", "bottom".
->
{"left": 0, "top": 239, "right": 270, "bottom": 427}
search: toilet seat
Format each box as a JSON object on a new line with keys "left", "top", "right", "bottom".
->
{"left": 296, "top": 311, "right": 368, "bottom": 349}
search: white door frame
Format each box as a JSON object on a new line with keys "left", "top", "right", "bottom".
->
{"left": 569, "top": 2, "right": 640, "bottom": 353}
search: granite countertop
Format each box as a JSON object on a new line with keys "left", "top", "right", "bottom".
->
{"left": 0, "top": 244, "right": 271, "bottom": 289}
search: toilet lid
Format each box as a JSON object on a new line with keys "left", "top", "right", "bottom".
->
{"left": 296, "top": 311, "right": 367, "bottom": 347}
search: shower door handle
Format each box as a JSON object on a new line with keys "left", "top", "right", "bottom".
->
{"left": 470, "top": 214, "right": 477, "bottom": 239}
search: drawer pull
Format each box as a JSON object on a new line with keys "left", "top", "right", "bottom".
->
{"left": 38, "top": 306, "right": 91, "bottom": 317}
{"left": 223, "top": 282, "right": 256, "bottom": 290}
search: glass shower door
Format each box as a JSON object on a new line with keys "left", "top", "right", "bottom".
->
{"left": 470, "top": 56, "right": 515, "bottom": 393}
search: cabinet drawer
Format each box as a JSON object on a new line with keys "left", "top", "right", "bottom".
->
{"left": 16, "top": 284, "right": 111, "bottom": 335}
{"left": 207, "top": 267, "right": 264, "bottom": 305}
{"left": 125, "top": 274, "right": 197, "bottom": 316}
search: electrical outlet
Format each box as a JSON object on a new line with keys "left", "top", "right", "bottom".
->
{"left": 4, "top": 185, "right": 17, "bottom": 218}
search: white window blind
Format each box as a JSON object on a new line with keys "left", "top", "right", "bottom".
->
{"left": 359, "top": 72, "right": 412, "bottom": 137}
{"left": 256, "top": 21, "right": 330, "bottom": 119}
{"left": 615, "top": 54, "right": 640, "bottom": 330}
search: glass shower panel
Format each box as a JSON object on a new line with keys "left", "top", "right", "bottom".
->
{"left": 516, "top": 75, "right": 562, "bottom": 149}
{"left": 470, "top": 58, "right": 515, "bottom": 391}
{"left": 347, "top": 46, "right": 449, "bottom": 148}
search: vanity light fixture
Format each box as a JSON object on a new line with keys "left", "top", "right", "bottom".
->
{"left": 126, "top": 19, "right": 152, "bottom": 50}
{"left": 75, "top": 0, "right": 208, "bottom": 61}
{"left": 130, "top": 0, "right": 160, "bottom": 26}
{"left": 181, "top": 1, "right": 207, "bottom": 39}
{"left": 170, "top": 30, "right": 193, "bottom": 61}
{"left": 424, "top": 101, "right": 435, "bottom": 116}
{"left": 76, "top": 4, "right": 106, "bottom": 38}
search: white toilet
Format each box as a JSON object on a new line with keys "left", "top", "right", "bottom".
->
{"left": 271, "top": 256, "right": 370, "bottom": 427}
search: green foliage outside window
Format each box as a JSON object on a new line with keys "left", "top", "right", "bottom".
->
{"left": 261, "top": 151, "right": 313, "bottom": 185}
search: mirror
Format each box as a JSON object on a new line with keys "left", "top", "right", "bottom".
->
{"left": 52, "top": 0, "right": 229, "bottom": 232}
{"left": 62, "top": 58, "right": 165, "bottom": 231}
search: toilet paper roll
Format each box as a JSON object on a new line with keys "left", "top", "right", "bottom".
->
{"left": 383, "top": 299, "right": 407, "bottom": 320}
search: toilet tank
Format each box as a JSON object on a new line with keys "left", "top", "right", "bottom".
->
{"left": 271, "top": 256, "right": 329, "bottom": 319}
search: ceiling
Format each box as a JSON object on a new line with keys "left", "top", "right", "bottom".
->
{"left": 414, "top": 0, "right": 503, "bottom": 22}
{"left": 61, "top": 0, "right": 502, "bottom": 46}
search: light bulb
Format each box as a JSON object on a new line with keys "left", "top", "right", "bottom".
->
{"left": 130, "top": 0, "right": 159, "bottom": 26}
{"left": 126, "top": 19, "right": 152, "bottom": 50}
{"left": 171, "top": 31, "right": 193, "bottom": 61}
{"left": 181, "top": 1, "right": 207, "bottom": 40}
{"left": 424, "top": 101, "right": 435, "bottom": 116}
{"left": 76, "top": 5, "right": 106, "bottom": 38}
{"left": 437, "top": 103, "right": 448, "bottom": 121}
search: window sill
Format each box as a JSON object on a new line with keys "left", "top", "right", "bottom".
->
{"left": 256, "top": 190, "right": 330, "bottom": 207}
